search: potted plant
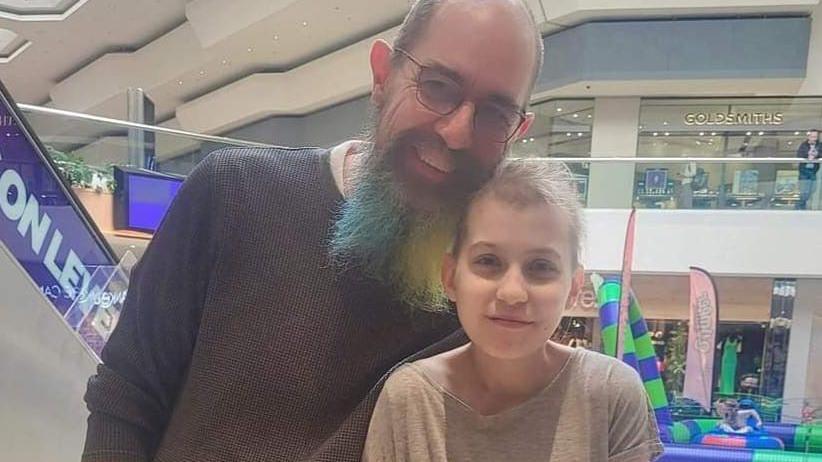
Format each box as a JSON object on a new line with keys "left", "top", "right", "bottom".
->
{"left": 48, "top": 146, "right": 116, "bottom": 231}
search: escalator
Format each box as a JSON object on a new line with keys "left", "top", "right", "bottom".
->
{"left": 0, "top": 81, "right": 126, "bottom": 461}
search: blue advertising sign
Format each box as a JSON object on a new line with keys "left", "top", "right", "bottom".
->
{"left": 0, "top": 83, "right": 117, "bottom": 321}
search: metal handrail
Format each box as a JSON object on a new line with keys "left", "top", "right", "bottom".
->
{"left": 15, "top": 104, "right": 822, "bottom": 162}
{"left": 17, "top": 103, "right": 274, "bottom": 149}
{"left": 523, "top": 156, "right": 822, "bottom": 164}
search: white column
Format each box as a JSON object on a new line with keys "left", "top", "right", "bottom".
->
{"left": 782, "top": 279, "right": 822, "bottom": 422}
{"left": 588, "top": 97, "right": 641, "bottom": 208}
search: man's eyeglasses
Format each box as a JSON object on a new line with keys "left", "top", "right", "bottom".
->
{"left": 394, "top": 48, "right": 526, "bottom": 144}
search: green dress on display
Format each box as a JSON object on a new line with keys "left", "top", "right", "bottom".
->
{"left": 720, "top": 338, "right": 740, "bottom": 394}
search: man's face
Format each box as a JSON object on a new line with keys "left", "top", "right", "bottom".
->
{"left": 369, "top": 1, "right": 537, "bottom": 211}
{"left": 809, "top": 131, "right": 819, "bottom": 143}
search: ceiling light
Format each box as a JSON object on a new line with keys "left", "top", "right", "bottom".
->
{"left": 177, "top": 80, "right": 183, "bottom": 85}
{"left": 795, "top": 131, "right": 800, "bottom": 135}
{"left": 573, "top": 114, "right": 579, "bottom": 118}
{"left": 653, "top": 132, "right": 658, "bottom": 136}
{"left": 557, "top": 107, "right": 563, "bottom": 112}
{"left": 758, "top": 131, "right": 764, "bottom": 136}
{"left": 587, "top": 114, "right": 592, "bottom": 119}
{"left": 664, "top": 132, "right": 670, "bottom": 136}
{"left": 696, "top": 141, "right": 701, "bottom": 145}
{"left": 522, "top": 139, "right": 528, "bottom": 144}
{"left": 746, "top": 131, "right": 752, "bottom": 136}
{"left": 273, "top": 34, "right": 279, "bottom": 41}
{"left": 699, "top": 132, "right": 705, "bottom": 136}
{"left": 247, "top": 47, "right": 253, "bottom": 53}
{"left": 566, "top": 132, "right": 572, "bottom": 137}
{"left": 221, "top": 59, "right": 229, "bottom": 65}
{"left": 302, "top": 21, "right": 308, "bottom": 27}
{"left": 663, "top": 121, "right": 669, "bottom": 126}
{"left": 788, "top": 141, "right": 793, "bottom": 145}
{"left": 199, "top": 70, "right": 205, "bottom": 76}
{"left": 529, "top": 138, "right": 534, "bottom": 142}
{"left": 711, "top": 132, "right": 717, "bottom": 136}
{"left": 577, "top": 132, "right": 583, "bottom": 137}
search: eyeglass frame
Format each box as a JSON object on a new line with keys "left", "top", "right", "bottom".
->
{"left": 393, "top": 47, "right": 527, "bottom": 144}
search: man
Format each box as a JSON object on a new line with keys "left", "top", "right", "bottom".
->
{"left": 797, "top": 129, "right": 820, "bottom": 210}
{"left": 82, "top": 1, "right": 542, "bottom": 461}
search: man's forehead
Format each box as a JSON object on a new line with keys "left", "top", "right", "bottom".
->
{"left": 406, "top": 1, "right": 538, "bottom": 104}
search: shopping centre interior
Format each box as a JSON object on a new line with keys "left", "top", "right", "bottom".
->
{"left": 1, "top": 1, "right": 821, "bottom": 461}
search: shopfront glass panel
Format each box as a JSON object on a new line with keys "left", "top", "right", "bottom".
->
{"left": 636, "top": 98, "right": 822, "bottom": 211}
{"left": 512, "top": 99, "right": 593, "bottom": 204}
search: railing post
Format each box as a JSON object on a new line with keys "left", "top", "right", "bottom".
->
{"left": 126, "top": 88, "right": 156, "bottom": 170}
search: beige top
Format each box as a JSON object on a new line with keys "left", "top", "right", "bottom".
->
{"left": 362, "top": 348, "right": 664, "bottom": 462}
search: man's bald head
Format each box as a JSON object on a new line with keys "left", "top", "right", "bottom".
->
{"left": 393, "top": 0, "right": 544, "bottom": 100}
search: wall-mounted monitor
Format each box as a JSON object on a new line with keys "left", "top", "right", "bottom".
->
{"left": 113, "top": 167, "right": 185, "bottom": 233}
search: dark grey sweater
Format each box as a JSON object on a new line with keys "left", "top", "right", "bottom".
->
{"left": 82, "top": 147, "right": 464, "bottom": 461}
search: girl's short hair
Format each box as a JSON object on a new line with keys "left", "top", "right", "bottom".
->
{"left": 452, "top": 159, "right": 586, "bottom": 268}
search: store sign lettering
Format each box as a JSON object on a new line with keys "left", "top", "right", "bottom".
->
{"left": 684, "top": 111, "right": 784, "bottom": 126}
{"left": 0, "top": 166, "right": 91, "bottom": 299}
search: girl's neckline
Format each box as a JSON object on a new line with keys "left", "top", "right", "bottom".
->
{"left": 408, "top": 347, "right": 584, "bottom": 421}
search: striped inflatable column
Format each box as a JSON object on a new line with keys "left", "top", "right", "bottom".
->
{"left": 597, "top": 279, "right": 621, "bottom": 357}
{"left": 597, "top": 278, "right": 673, "bottom": 427}
{"left": 629, "top": 294, "right": 674, "bottom": 427}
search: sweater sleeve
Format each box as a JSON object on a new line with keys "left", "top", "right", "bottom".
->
{"left": 81, "top": 153, "right": 225, "bottom": 461}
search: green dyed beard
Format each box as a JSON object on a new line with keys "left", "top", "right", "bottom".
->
{"left": 329, "top": 143, "right": 459, "bottom": 312}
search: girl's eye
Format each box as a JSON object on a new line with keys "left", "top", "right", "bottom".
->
{"left": 528, "top": 259, "right": 558, "bottom": 277}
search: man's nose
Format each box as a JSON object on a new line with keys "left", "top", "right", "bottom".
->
{"left": 434, "top": 102, "right": 475, "bottom": 151}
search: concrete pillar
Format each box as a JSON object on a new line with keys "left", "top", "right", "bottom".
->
{"left": 587, "top": 97, "right": 640, "bottom": 208}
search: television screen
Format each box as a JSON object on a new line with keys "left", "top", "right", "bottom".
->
{"left": 127, "top": 174, "right": 183, "bottom": 231}
{"left": 114, "top": 167, "right": 184, "bottom": 233}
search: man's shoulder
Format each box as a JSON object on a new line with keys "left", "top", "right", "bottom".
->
{"left": 205, "top": 145, "right": 329, "bottom": 182}
{"left": 182, "top": 145, "right": 334, "bottom": 226}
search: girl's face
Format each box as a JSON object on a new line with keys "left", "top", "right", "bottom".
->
{"left": 443, "top": 194, "right": 584, "bottom": 360}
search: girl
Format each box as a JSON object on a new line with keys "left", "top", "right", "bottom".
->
{"left": 363, "top": 160, "right": 664, "bottom": 461}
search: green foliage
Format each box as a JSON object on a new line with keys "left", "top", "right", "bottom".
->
{"left": 47, "top": 146, "right": 115, "bottom": 193}
{"left": 665, "top": 321, "right": 688, "bottom": 395}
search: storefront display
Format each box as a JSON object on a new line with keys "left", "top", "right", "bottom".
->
{"left": 636, "top": 97, "right": 822, "bottom": 210}
{"left": 563, "top": 274, "right": 779, "bottom": 403}
{"left": 510, "top": 99, "right": 593, "bottom": 203}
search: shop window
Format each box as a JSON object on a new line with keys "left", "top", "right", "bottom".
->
{"left": 512, "top": 98, "right": 594, "bottom": 203}
{"left": 635, "top": 97, "right": 822, "bottom": 210}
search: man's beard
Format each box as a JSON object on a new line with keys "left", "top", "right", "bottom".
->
{"left": 330, "top": 116, "right": 494, "bottom": 311}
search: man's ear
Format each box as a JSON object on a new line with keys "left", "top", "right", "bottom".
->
{"left": 441, "top": 253, "right": 458, "bottom": 302}
{"left": 512, "top": 112, "right": 535, "bottom": 142}
{"left": 370, "top": 39, "right": 393, "bottom": 107}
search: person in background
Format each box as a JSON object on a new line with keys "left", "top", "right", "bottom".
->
{"left": 796, "top": 129, "right": 821, "bottom": 209}
{"left": 81, "top": 1, "right": 543, "bottom": 461}
{"left": 362, "top": 160, "right": 663, "bottom": 462}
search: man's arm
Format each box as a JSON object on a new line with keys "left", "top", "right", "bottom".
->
{"left": 82, "top": 154, "right": 224, "bottom": 461}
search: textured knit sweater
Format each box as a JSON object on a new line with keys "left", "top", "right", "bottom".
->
{"left": 82, "top": 147, "right": 465, "bottom": 462}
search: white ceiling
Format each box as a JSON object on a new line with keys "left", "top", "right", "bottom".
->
{"left": 0, "top": 0, "right": 818, "bottom": 139}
